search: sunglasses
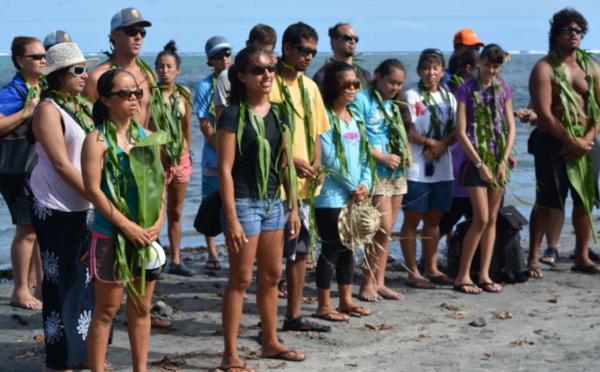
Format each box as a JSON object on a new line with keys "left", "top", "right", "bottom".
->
{"left": 247, "top": 64, "right": 276, "bottom": 76}
{"left": 421, "top": 48, "right": 444, "bottom": 57}
{"left": 24, "top": 54, "right": 46, "bottom": 61}
{"left": 211, "top": 50, "right": 232, "bottom": 60}
{"left": 338, "top": 34, "right": 359, "bottom": 43}
{"left": 68, "top": 65, "right": 87, "bottom": 76}
{"left": 107, "top": 88, "right": 143, "bottom": 100}
{"left": 117, "top": 27, "right": 147, "bottom": 38}
{"left": 289, "top": 43, "right": 317, "bottom": 58}
{"left": 340, "top": 81, "right": 360, "bottom": 90}
{"left": 561, "top": 26, "right": 583, "bottom": 35}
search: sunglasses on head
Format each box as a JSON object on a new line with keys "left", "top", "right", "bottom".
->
{"left": 289, "top": 43, "right": 317, "bottom": 58}
{"left": 68, "top": 65, "right": 87, "bottom": 76}
{"left": 421, "top": 48, "right": 444, "bottom": 57}
{"left": 107, "top": 88, "right": 143, "bottom": 100}
{"left": 340, "top": 81, "right": 360, "bottom": 90}
{"left": 117, "top": 27, "right": 147, "bottom": 38}
{"left": 561, "top": 26, "right": 583, "bottom": 35}
{"left": 247, "top": 64, "right": 276, "bottom": 76}
{"left": 211, "top": 50, "right": 232, "bottom": 60}
{"left": 24, "top": 54, "right": 46, "bottom": 61}
{"left": 338, "top": 34, "right": 359, "bottom": 43}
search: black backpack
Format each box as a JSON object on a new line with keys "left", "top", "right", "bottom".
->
{"left": 447, "top": 205, "right": 529, "bottom": 284}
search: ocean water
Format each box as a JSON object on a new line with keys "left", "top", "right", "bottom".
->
{"left": 0, "top": 52, "right": 549, "bottom": 267}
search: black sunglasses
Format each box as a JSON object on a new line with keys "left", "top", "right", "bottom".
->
{"left": 247, "top": 64, "right": 276, "bottom": 76}
{"left": 340, "top": 81, "right": 360, "bottom": 90}
{"left": 24, "top": 54, "right": 46, "bottom": 61}
{"left": 211, "top": 50, "right": 232, "bottom": 60}
{"left": 421, "top": 48, "right": 444, "bottom": 57}
{"left": 561, "top": 26, "right": 583, "bottom": 35}
{"left": 117, "top": 27, "right": 147, "bottom": 38}
{"left": 108, "top": 88, "right": 143, "bottom": 100}
{"left": 338, "top": 34, "right": 359, "bottom": 43}
{"left": 289, "top": 43, "right": 317, "bottom": 58}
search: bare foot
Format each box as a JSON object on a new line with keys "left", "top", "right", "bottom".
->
{"left": 10, "top": 295, "right": 42, "bottom": 310}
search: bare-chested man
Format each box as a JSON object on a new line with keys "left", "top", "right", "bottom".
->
{"left": 83, "top": 7, "right": 154, "bottom": 126}
{"left": 528, "top": 7, "right": 600, "bottom": 276}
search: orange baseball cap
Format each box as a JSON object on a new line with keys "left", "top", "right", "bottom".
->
{"left": 453, "top": 29, "right": 485, "bottom": 47}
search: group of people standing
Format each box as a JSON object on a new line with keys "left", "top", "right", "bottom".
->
{"left": 0, "top": 5, "right": 598, "bottom": 372}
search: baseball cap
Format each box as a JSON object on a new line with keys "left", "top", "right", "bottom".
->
{"left": 111, "top": 8, "right": 152, "bottom": 30}
{"left": 43, "top": 30, "right": 72, "bottom": 49}
{"left": 205, "top": 36, "right": 231, "bottom": 57}
{"left": 453, "top": 29, "right": 485, "bottom": 47}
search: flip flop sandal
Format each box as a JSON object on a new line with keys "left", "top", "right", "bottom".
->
{"left": 540, "top": 247, "right": 559, "bottom": 266}
{"left": 453, "top": 283, "right": 481, "bottom": 295}
{"left": 311, "top": 312, "right": 349, "bottom": 322}
{"left": 263, "top": 350, "right": 306, "bottom": 362}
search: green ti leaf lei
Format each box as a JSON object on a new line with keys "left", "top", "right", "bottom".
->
{"left": 19, "top": 75, "right": 45, "bottom": 119}
{"left": 101, "top": 119, "right": 169, "bottom": 301}
{"left": 551, "top": 49, "right": 600, "bottom": 242}
{"left": 148, "top": 84, "right": 191, "bottom": 165}
{"left": 209, "top": 75, "right": 217, "bottom": 122}
{"left": 471, "top": 76, "right": 510, "bottom": 188}
{"left": 371, "top": 89, "right": 413, "bottom": 175}
{"left": 419, "top": 83, "right": 454, "bottom": 141}
{"left": 53, "top": 92, "right": 95, "bottom": 134}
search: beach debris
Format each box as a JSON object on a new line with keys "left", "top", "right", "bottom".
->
{"left": 302, "top": 297, "right": 317, "bottom": 304}
{"left": 546, "top": 288, "right": 558, "bottom": 292}
{"left": 452, "top": 315, "right": 464, "bottom": 320}
{"left": 440, "top": 303, "right": 461, "bottom": 311}
{"left": 456, "top": 310, "right": 471, "bottom": 316}
{"left": 151, "top": 300, "right": 174, "bottom": 318}
{"left": 484, "top": 351, "right": 496, "bottom": 358}
{"left": 511, "top": 337, "right": 533, "bottom": 345}
{"left": 418, "top": 334, "right": 432, "bottom": 339}
{"left": 495, "top": 312, "right": 514, "bottom": 320}
{"left": 440, "top": 334, "right": 450, "bottom": 338}
{"left": 33, "top": 334, "right": 44, "bottom": 342}
{"left": 12, "top": 314, "right": 28, "bottom": 326}
{"left": 547, "top": 297, "right": 559, "bottom": 303}
{"left": 150, "top": 355, "right": 186, "bottom": 370}
{"left": 365, "top": 323, "right": 392, "bottom": 331}
{"left": 345, "top": 363, "right": 359, "bottom": 367}
{"left": 533, "top": 329, "right": 544, "bottom": 335}
{"left": 470, "top": 316, "right": 488, "bottom": 327}
{"left": 10, "top": 347, "right": 43, "bottom": 359}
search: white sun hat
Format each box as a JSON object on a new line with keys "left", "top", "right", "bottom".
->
{"left": 38, "top": 42, "right": 99, "bottom": 75}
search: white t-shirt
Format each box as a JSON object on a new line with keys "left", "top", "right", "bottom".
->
{"left": 405, "top": 86, "right": 457, "bottom": 183}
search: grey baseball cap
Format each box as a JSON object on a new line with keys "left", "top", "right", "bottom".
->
{"left": 205, "top": 36, "right": 231, "bottom": 57}
{"left": 111, "top": 8, "right": 152, "bottom": 30}
{"left": 43, "top": 30, "right": 72, "bottom": 49}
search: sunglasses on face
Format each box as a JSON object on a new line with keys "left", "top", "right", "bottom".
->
{"left": 421, "top": 48, "right": 444, "bottom": 57}
{"left": 68, "top": 65, "right": 87, "bottom": 76}
{"left": 340, "top": 81, "right": 360, "bottom": 90}
{"left": 24, "top": 54, "right": 46, "bottom": 61}
{"left": 211, "top": 50, "right": 232, "bottom": 60}
{"left": 561, "top": 26, "right": 583, "bottom": 35}
{"left": 107, "top": 88, "right": 143, "bottom": 100}
{"left": 247, "top": 64, "right": 276, "bottom": 76}
{"left": 338, "top": 34, "right": 359, "bottom": 43}
{"left": 117, "top": 27, "right": 147, "bottom": 38}
{"left": 289, "top": 43, "right": 317, "bottom": 58}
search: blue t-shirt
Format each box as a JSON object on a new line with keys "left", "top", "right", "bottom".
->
{"left": 0, "top": 74, "right": 27, "bottom": 116}
{"left": 353, "top": 89, "right": 401, "bottom": 178}
{"left": 194, "top": 74, "right": 217, "bottom": 169}
{"left": 315, "top": 114, "right": 372, "bottom": 209}
{"left": 92, "top": 126, "right": 148, "bottom": 236}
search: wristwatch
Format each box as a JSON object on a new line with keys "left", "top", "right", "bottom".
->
{"left": 475, "top": 161, "right": 483, "bottom": 169}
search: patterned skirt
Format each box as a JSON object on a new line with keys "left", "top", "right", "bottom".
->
{"left": 30, "top": 197, "right": 95, "bottom": 369}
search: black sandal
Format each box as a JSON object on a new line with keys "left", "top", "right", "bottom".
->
{"left": 540, "top": 247, "right": 559, "bottom": 266}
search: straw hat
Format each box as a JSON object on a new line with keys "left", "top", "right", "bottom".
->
{"left": 338, "top": 198, "right": 382, "bottom": 252}
{"left": 38, "top": 42, "right": 99, "bottom": 75}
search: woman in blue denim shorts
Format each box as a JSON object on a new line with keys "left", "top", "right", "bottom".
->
{"left": 216, "top": 46, "right": 304, "bottom": 372}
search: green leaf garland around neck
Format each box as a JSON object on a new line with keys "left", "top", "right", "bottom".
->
{"left": 19, "top": 74, "right": 45, "bottom": 119}
{"left": 53, "top": 91, "right": 95, "bottom": 134}
{"left": 148, "top": 84, "right": 190, "bottom": 165}
{"left": 101, "top": 119, "right": 168, "bottom": 302}
{"left": 371, "top": 88, "right": 413, "bottom": 175}
{"left": 418, "top": 83, "right": 454, "bottom": 142}
{"left": 237, "top": 99, "right": 278, "bottom": 200}
{"left": 550, "top": 48, "right": 600, "bottom": 242}
{"left": 471, "top": 76, "right": 510, "bottom": 188}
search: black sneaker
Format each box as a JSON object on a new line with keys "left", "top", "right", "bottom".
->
{"left": 282, "top": 316, "right": 331, "bottom": 332}
{"left": 167, "top": 263, "right": 196, "bottom": 277}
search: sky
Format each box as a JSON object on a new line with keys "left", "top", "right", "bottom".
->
{"left": 1, "top": 0, "right": 598, "bottom": 54}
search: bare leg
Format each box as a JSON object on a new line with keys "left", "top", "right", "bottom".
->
{"left": 477, "top": 187, "right": 503, "bottom": 292}
{"left": 540, "top": 208, "right": 565, "bottom": 265}
{"left": 527, "top": 206, "right": 549, "bottom": 277}
{"left": 127, "top": 280, "right": 157, "bottom": 372}
{"left": 31, "top": 239, "right": 43, "bottom": 300}
{"left": 315, "top": 287, "right": 348, "bottom": 320}
{"left": 421, "top": 209, "right": 446, "bottom": 278}
{"left": 337, "top": 284, "right": 370, "bottom": 316}
{"left": 572, "top": 205, "right": 599, "bottom": 271}
{"left": 10, "top": 224, "right": 41, "bottom": 308}
{"left": 87, "top": 282, "right": 124, "bottom": 371}
{"left": 285, "top": 252, "right": 307, "bottom": 319}
{"left": 166, "top": 182, "right": 188, "bottom": 266}
{"left": 206, "top": 236, "right": 218, "bottom": 262}
{"left": 400, "top": 211, "right": 424, "bottom": 281}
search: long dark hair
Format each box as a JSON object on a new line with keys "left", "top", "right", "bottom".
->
{"left": 92, "top": 69, "right": 136, "bottom": 123}
{"left": 321, "top": 60, "right": 354, "bottom": 107}
{"left": 371, "top": 59, "right": 412, "bottom": 128}
{"left": 40, "top": 67, "right": 70, "bottom": 100}
{"left": 228, "top": 46, "right": 268, "bottom": 105}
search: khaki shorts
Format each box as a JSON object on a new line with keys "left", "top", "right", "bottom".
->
{"left": 371, "top": 176, "right": 408, "bottom": 197}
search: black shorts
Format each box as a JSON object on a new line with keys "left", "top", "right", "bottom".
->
{"left": 531, "top": 131, "right": 600, "bottom": 210}
{"left": 0, "top": 174, "right": 32, "bottom": 225}
{"left": 458, "top": 161, "right": 489, "bottom": 187}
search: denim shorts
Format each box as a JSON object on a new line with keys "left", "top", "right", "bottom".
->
{"left": 220, "top": 198, "right": 284, "bottom": 237}
{"left": 403, "top": 180, "right": 454, "bottom": 213}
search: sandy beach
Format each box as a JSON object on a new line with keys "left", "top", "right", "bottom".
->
{"left": 1, "top": 229, "right": 599, "bottom": 372}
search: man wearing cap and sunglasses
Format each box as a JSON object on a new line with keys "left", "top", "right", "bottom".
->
{"left": 83, "top": 7, "right": 154, "bottom": 127}
{"left": 313, "top": 22, "right": 371, "bottom": 91}
{"left": 192, "top": 36, "right": 232, "bottom": 275}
